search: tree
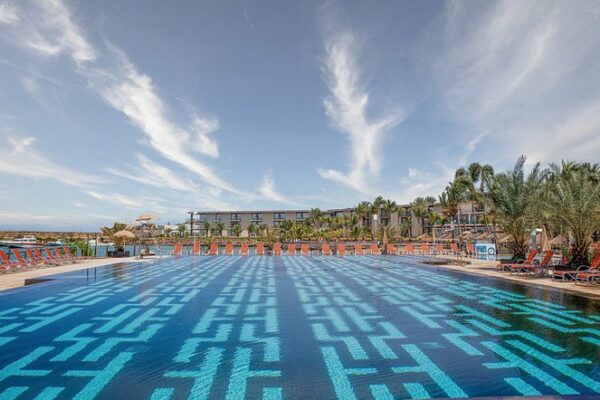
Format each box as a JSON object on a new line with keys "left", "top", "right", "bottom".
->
{"left": 201, "top": 221, "right": 211, "bottom": 237}
{"left": 231, "top": 223, "right": 242, "bottom": 238}
{"left": 538, "top": 164, "right": 600, "bottom": 265}
{"left": 308, "top": 208, "right": 323, "bottom": 230}
{"left": 382, "top": 199, "right": 398, "bottom": 226}
{"left": 211, "top": 222, "right": 225, "bottom": 237}
{"left": 489, "top": 156, "right": 545, "bottom": 259}
{"left": 410, "top": 197, "right": 435, "bottom": 235}
{"left": 100, "top": 222, "right": 128, "bottom": 251}
{"left": 177, "top": 224, "right": 187, "bottom": 237}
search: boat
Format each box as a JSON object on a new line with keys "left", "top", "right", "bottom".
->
{"left": 0, "top": 236, "right": 44, "bottom": 248}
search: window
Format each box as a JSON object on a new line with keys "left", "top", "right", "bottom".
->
{"left": 296, "top": 212, "right": 306, "bottom": 220}
{"left": 197, "top": 214, "right": 207, "bottom": 222}
{"left": 273, "top": 213, "right": 286, "bottom": 220}
{"left": 251, "top": 213, "right": 263, "bottom": 221}
{"left": 230, "top": 213, "right": 241, "bottom": 221}
{"left": 213, "top": 214, "right": 222, "bottom": 222}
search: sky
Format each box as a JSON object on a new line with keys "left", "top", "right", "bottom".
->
{"left": 0, "top": 0, "right": 599, "bottom": 231}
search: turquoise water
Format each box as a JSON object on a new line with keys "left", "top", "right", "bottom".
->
{"left": 0, "top": 255, "right": 598, "bottom": 399}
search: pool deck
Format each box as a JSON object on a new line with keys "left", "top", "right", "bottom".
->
{"left": 1, "top": 255, "right": 599, "bottom": 300}
{"left": 431, "top": 256, "right": 600, "bottom": 299}
{"left": 0, "top": 257, "right": 156, "bottom": 292}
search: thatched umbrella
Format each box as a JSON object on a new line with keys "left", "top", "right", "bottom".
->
{"left": 549, "top": 235, "right": 567, "bottom": 247}
{"left": 540, "top": 226, "right": 551, "bottom": 252}
{"left": 416, "top": 233, "right": 433, "bottom": 242}
{"left": 114, "top": 230, "right": 136, "bottom": 239}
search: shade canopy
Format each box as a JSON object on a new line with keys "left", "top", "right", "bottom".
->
{"left": 136, "top": 214, "right": 156, "bottom": 221}
{"left": 549, "top": 235, "right": 568, "bottom": 246}
{"left": 113, "top": 230, "right": 136, "bottom": 239}
{"left": 415, "top": 233, "right": 433, "bottom": 242}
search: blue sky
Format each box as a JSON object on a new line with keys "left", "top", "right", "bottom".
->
{"left": 0, "top": 0, "right": 599, "bottom": 231}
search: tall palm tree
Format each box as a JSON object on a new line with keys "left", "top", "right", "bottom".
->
{"left": 539, "top": 163, "right": 600, "bottom": 265}
{"left": 308, "top": 208, "right": 323, "bottom": 230}
{"left": 202, "top": 221, "right": 211, "bottom": 237}
{"left": 354, "top": 201, "right": 372, "bottom": 228}
{"left": 382, "top": 199, "right": 398, "bottom": 226}
{"left": 489, "top": 156, "right": 545, "bottom": 259}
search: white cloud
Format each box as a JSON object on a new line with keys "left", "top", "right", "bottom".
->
{"left": 0, "top": 3, "right": 19, "bottom": 26}
{"left": 0, "top": 134, "right": 101, "bottom": 188}
{"left": 0, "top": 0, "right": 241, "bottom": 196}
{"left": 318, "top": 31, "right": 403, "bottom": 193}
{"left": 437, "top": 0, "right": 600, "bottom": 163}
{"left": 259, "top": 171, "right": 302, "bottom": 207}
{"left": 86, "top": 191, "right": 159, "bottom": 210}
{"left": 106, "top": 153, "right": 198, "bottom": 193}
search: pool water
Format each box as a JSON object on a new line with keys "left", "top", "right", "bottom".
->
{"left": 0, "top": 256, "right": 599, "bottom": 399}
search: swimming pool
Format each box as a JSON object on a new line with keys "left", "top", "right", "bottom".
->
{"left": 0, "top": 256, "right": 599, "bottom": 399}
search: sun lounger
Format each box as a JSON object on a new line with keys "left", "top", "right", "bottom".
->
{"left": 43, "top": 248, "right": 62, "bottom": 265}
{"left": 208, "top": 243, "right": 218, "bottom": 255}
{"left": 354, "top": 244, "right": 363, "bottom": 255}
{"left": 240, "top": 242, "right": 249, "bottom": 256}
{"left": 13, "top": 249, "right": 36, "bottom": 269}
{"left": 405, "top": 243, "right": 414, "bottom": 255}
{"left": 498, "top": 249, "right": 537, "bottom": 272}
{"left": 421, "top": 243, "right": 430, "bottom": 255}
{"left": 466, "top": 243, "right": 476, "bottom": 258}
{"left": 436, "top": 244, "right": 445, "bottom": 255}
{"left": 512, "top": 250, "right": 553, "bottom": 276}
{"left": 0, "top": 250, "right": 19, "bottom": 271}
{"left": 370, "top": 244, "right": 381, "bottom": 255}
{"left": 337, "top": 244, "right": 346, "bottom": 256}
{"left": 52, "top": 247, "right": 75, "bottom": 264}
{"left": 322, "top": 243, "right": 332, "bottom": 256}
{"left": 224, "top": 243, "right": 233, "bottom": 255}
{"left": 301, "top": 244, "right": 310, "bottom": 256}
{"left": 386, "top": 244, "right": 397, "bottom": 255}
{"left": 64, "top": 247, "right": 85, "bottom": 262}
{"left": 573, "top": 252, "right": 600, "bottom": 285}
{"left": 191, "top": 242, "right": 201, "bottom": 255}
{"left": 26, "top": 249, "right": 46, "bottom": 267}
{"left": 273, "top": 243, "right": 282, "bottom": 256}
{"left": 256, "top": 243, "right": 265, "bottom": 256}
{"left": 286, "top": 244, "right": 296, "bottom": 255}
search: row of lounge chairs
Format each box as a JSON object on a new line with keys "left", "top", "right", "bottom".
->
{"left": 496, "top": 249, "right": 600, "bottom": 285}
{"left": 176, "top": 242, "right": 474, "bottom": 256}
{"left": 0, "top": 247, "right": 86, "bottom": 272}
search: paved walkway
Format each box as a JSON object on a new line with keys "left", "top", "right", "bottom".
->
{"left": 432, "top": 256, "right": 600, "bottom": 299}
{"left": 0, "top": 257, "right": 157, "bottom": 292}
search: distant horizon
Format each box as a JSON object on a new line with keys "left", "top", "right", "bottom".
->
{"left": 1, "top": 0, "right": 599, "bottom": 231}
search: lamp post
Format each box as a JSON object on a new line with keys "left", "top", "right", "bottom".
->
{"left": 372, "top": 214, "right": 378, "bottom": 240}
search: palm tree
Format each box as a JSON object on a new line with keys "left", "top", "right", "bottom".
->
{"left": 354, "top": 201, "right": 372, "bottom": 228}
{"left": 101, "top": 222, "right": 128, "bottom": 251}
{"left": 489, "top": 156, "right": 545, "bottom": 259}
{"left": 231, "top": 223, "right": 242, "bottom": 238}
{"left": 382, "top": 199, "right": 398, "bottom": 226}
{"left": 177, "top": 223, "right": 187, "bottom": 238}
{"left": 410, "top": 197, "right": 435, "bottom": 235}
{"left": 308, "top": 208, "right": 323, "bottom": 230}
{"left": 212, "top": 222, "right": 225, "bottom": 237}
{"left": 538, "top": 163, "right": 600, "bottom": 265}
{"left": 202, "top": 221, "right": 211, "bottom": 237}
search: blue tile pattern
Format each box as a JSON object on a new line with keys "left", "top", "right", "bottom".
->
{"left": 0, "top": 255, "right": 599, "bottom": 399}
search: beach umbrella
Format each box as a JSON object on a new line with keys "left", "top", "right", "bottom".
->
{"left": 416, "top": 233, "right": 433, "bottom": 242}
{"left": 549, "top": 235, "right": 567, "bottom": 246}
{"left": 540, "top": 226, "right": 551, "bottom": 252}
{"left": 113, "top": 230, "right": 136, "bottom": 239}
{"left": 136, "top": 214, "right": 156, "bottom": 222}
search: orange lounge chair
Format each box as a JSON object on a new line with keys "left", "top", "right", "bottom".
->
{"left": 386, "top": 244, "right": 397, "bottom": 255}
{"left": 256, "top": 243, "right": 265, "bottom": 256}
{"left": 225, "top": 243, "right": 234, "bottom": 255}
{"left": 370, "top": 244, "right": 381, "bottom": 255}
{"left": 436, "top": 244, "right": 445, "bottom": 255}
{"left": 208, "top": 243, "right": 218, "bottom": 256}
{"left": 43, "top": 248, "right": 62, "bottom": 265}
{"left": 240, "top": 242, "right": 249, "bottom": 256}
{"left": 273, "top": 243, "right": 282, "bottom": 256}
{"left": 26, "top": 249, "right": 45, "bottom": 267}
{"left": 171, "top": 243, "right": 183, "bottom": 256}
{"left": 64, "top": 247, "right": 85, "bottom": 262}
{"left": 466, "top": 243, "right": 476, "bottom": 257}
{"left": 405, "top": 243, "right": 415, "bottom": 255}
{"left": 191, "top": 242, "right": 201, "bottom": 255}
{"left": 337, "top": 244, "right": 346, "bottom": 256}
{"left": 301, "top": 244, "right": 310, "bottom": 256}
{"left": 354, "top": 244, "right": 363, "bottom": 255}
{"left": 450, "top": 242, "right": 460, "bottom": 256}
{"left": 286, "top": 244, "right": 296, "bottom": 255}
{"left": 498, "top": 249, "right": 537, "bottom": 272}
{"left": 52, "top": 247, "right": 74, "bottom": 264}
{"left": 421, "top": 243, "right": 430, "bottom": 255}
{"left": 512, "top": 250, "right": 554, "bottom": 275}
{"left": 575, "top": 252, "right": 600, "bottom": 285}
{"left": 0, "top": 250, "right": 18, "bottom": 271}
{"left": 322, "top": 243, "right": 332, "bottom": 256}
{"left": 33, "top": 249, "right": 54, "bottom": 266}
{"left": 13, "top": 250, "right": 35, "bottom": 269}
